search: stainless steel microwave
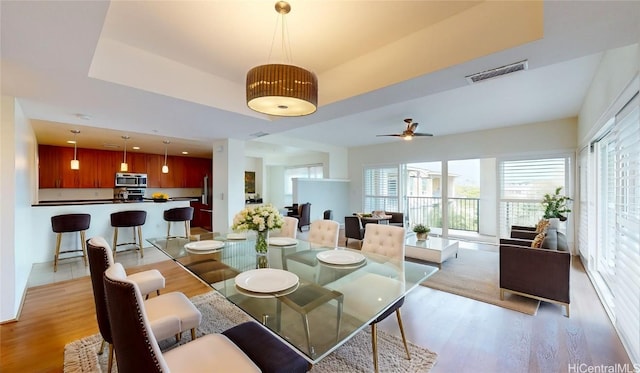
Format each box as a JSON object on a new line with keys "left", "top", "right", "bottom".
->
{"left": 115, "top": 173, "right": 147, "bottom": 188}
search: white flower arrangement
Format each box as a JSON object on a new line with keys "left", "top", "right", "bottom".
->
{"left": 231, "top": 204, "right": 284, "bottom": 232}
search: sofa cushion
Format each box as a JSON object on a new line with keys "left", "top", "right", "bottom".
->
{"left": 531, "top": 232, "right": 545, "bottom": 248}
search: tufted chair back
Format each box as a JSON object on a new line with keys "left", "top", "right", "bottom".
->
{"left": 361, "top": 224, "right": 406, "bottom": 262}
{"left": 272, "top": 216, "right": 298, "bottom": 239}
{"left": 104, "top": 263, "right": 169, "bottom": 373}
{"left": 307, "top": 219, "right": 340, "bottom": 248}
{"left": 86, "top": 237, "right": 116, "bottom": 344}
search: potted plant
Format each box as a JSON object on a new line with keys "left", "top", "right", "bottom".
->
{"left": 413, "top": 223, "right": 431, "bottom": 241}
{"left": 542, "top": 186, "right": 572, "bottom": 221}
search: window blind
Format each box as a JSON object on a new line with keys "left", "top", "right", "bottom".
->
{"left": 363, "top": 166, "right": 399, "bottom": 212}
{"left": 498, "top": 157, "right": 569, "bottom": 237}
{"left": 610, "top": 93, "right": 640, "bottom": 363}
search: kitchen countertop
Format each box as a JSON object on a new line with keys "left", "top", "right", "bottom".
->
{"left": 33, "top": 197, "right": 198, "bottom": 207}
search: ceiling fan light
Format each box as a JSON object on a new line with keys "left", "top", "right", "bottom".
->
{"left": 246, "top": 64, "right": 317, "bottom": 116}
{"left": 403, "top": 135, "right": 413, "bottom": 141}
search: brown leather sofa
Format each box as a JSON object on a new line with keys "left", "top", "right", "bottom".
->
{"left": 384, "top": 211, "right": 404, "bottom": 227}
{"left": 499, "top": 226, "right": 571, "bottom": 317}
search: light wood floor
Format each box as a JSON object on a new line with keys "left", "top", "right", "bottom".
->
{"left": 1, "top": 232, "right": 632, "bottom": 372}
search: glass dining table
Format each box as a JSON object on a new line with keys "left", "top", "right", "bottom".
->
{"left": 147, "top": 232, "right": 438, "bottom": 364}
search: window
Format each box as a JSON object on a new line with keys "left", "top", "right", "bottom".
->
{"left": 363, "top": 166, "right": 400, "bottom": 212}
{"left": 283, "top": 164, "right": 323, "bottom": 205}
{"left": 498, "top": 157, "right": 571, "bottom": 237}
{"left": 589, "top": 91, "right": 639, "bottom": 363}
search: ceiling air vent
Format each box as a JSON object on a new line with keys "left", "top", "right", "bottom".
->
{"left": 250, "top": 132, "right": 269, "bottom": 138}
{"left": 465, "top": 60, "right": 528, "bottom": 84}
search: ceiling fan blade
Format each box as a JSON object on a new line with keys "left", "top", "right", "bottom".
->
{"left": 412, "top": 132, "right": 433, "bottom": 137}
{"left": 409, "top": 122, "right": 419, "bottom": 132}
{"left": 376, "top": 134, "right": 403, "bottom": 137}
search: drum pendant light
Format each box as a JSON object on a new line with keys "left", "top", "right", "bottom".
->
{"left": 246, "top": 1, "right": 317, "bottom": 117}
{"left": 120, "top": 136, "right": 130, "bottom": 172}
{"left": 70, "top": 130, "right": 80, "bottom": 170}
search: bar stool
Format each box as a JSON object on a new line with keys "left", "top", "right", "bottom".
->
{"left": 51, "top": 213, "right": 91, "bottom": 272}
{"left": 163, "top": 207, "right": 194, "bottom": 239}
{"left": 110, "top": 210, "right": 147, "bottom": 259}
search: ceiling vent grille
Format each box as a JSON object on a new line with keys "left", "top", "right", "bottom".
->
{"left": 465, "top": 60, "right": 528, "bottom": 84}
{"left": 250, "top": 131, "right": 269, "bottom": 138}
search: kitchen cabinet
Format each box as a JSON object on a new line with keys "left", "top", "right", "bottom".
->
{"left": 190, "top": 201, "right": 212, "bottom": 230}
{"left": 38, "top": 145, "right": 77, "bottom": 188}
{"left": 126, "top": 152, "right": 147, "bottom": 174}
{"left": 39, "top": 145, "right": 212, "bottom": 189}
{"left": 78, "top": 149, "right": 118, "bottom": 188}
{"left": 185, "top": 157, "right": 211, "bottom": 188}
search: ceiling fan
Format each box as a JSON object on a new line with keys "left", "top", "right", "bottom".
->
{"left": 376, "top": 118, "right": 433, "bottom": 140}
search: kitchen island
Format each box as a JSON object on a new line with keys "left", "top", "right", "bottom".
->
{"left": 31, "top": 199, "right": 193, "bottom": 264}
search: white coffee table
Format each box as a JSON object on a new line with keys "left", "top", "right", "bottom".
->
{"left": 405, "top": 233, "right": 459, "bottom": 267}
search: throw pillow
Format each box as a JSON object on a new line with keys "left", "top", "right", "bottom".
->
{"left": 541, "top": 228, "right": 558, "bottom": 250}
{"left": 536, "top": 219, "right": 550, "bottom": 233}
{"left": 557, "top": 231, "right": 569, "bottom": 252}
{"left": 531, "top": 232, "right": 545, "bottom": 248}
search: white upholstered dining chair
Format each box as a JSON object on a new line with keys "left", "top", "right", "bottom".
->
{"left": 357, "top": 224, "right": 410, "bottom": 373}
{"left": 271, "top": 216, "right": 298, "bottom": 239}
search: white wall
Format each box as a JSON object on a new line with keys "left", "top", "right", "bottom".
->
{"left": 212, "top": 139, "right": 245, "bottom": 233}
{"left": 348, "top": 117, "right": 578, "bottom": 214}
{"left": 294, "top": 178, "right": 350, "bottom": 224}
{"left": 1, "top": 97, "right": 36, "bottom": 321}
{"left": 578, "top": 43, "right": 640, "bottom": 145}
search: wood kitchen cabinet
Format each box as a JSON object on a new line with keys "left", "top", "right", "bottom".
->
{"left": 39, "top": 145, "right": 212, "bottom": 189}
{"left": 77, "top": 149, "right": 118, "bottom": 188}
{"left": 38, "top": 145, "right": 77, "bottom": 188}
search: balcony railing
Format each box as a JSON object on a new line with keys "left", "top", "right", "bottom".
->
{"left": 406, "top": 196, "right": 479, "bottom": 232}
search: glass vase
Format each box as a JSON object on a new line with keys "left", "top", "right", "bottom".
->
{"left": 255, "top": 230, "right": 269, "bottom": 254}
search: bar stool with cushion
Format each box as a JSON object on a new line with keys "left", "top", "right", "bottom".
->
{"left": 164, "top": 206, "right": 194, "bottom": 239}
{"left": 110, "top": 210, "right": 147, "bottom": 258}
{"left": 51, "top": 213, "right": 91, "bottom": 272}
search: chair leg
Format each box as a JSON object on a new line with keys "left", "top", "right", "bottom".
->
{"left": 54, "top": 233, "right": 62, "bottom": 272}
{"left": 191, "top": 328, "right": 197, "bottom": 340}
{"left": 137, "top": 225, "right": 144, "bottom": 257}
{"left": 107, "top": 343, "right": 114, "bottom": 373}
{"left": 112, "top": 228, "right": 119, "bottom": 260}
{"left": 176, "top": 332, "right": 181, "bottom": 342}
{"left": 80, "top": 230, "right": 88, "bottom": 267}
{"left": 396, "top": 309, "right": 411, "bottom": 360}
{"left": 185, "top": 220, "right": 191, "bottom": 239}
{"left": 371, "top": 323, "right": 379, "bottom": 373}
{"left": 98, "top": 339, "right": 106, "bottom": 355}
{"left": 166, "top": 221, "right": 171, "bottom": 239}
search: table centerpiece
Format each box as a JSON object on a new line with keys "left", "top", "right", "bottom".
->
{"left": 231, "top": 204, "right": 284, "bottom": 255}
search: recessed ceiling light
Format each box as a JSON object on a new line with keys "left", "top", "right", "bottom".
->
{"left": 181, "top": 151, "right": 189, "bottom": 155}
{"left": 74, "top": 113, "right": 91, "bottom": 120}
{"left": 66, "top": 140, "right": 76, "bottom": 144}
{"left": 132, "top": 146, "right": 140, "bottom": 150}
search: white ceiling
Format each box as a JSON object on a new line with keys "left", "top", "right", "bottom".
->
{"left": 2, "top": 1, "right": 639, "bottom": 159}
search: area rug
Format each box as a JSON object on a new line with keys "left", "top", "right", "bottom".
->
{"left": 64, "top": 291, "right": 437, "bottom": 372}
{"left": 421, "top": 248, "right": 540, "bottom": 315}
